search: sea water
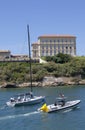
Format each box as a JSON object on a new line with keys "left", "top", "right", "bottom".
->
{"left": 0, "top": 85, "right": 85, "bottom": 130}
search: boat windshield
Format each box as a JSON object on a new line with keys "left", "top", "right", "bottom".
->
{"left": 55, "top": 97, "right": 67, "bottom": 106}
{"left": 56, "top": 97, "right": 67, "bottom": 100}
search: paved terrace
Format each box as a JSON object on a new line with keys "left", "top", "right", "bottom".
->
{"left": 0, "top": 57, "right": 39, "bottom": 63}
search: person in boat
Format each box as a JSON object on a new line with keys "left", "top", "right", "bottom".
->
{"left": 59, "top": 93, "right": 65, "bottom": 106}
{"left": 30, "top": 92, "right": 34, "bottom": 98}
{"left": 54, "top": 101, "right": 57, "bottom": 106}
{"left": 61, "top": 99, "right": 65, "bottom": 106}
{"left": 23, "top": 95, "right": 26, "bottom": 101}
{"left": 10, "top": 97, "right": 15, "bottom": 102}
{"left": 59, "top": 93, "right": 65, "bottom": 98}
{"left": 18, "top": 96, "right": 21, "bottom": 101}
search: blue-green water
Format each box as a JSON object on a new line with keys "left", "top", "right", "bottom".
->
{"left": 0, "top": 86, "right": 85, "bottom": 130}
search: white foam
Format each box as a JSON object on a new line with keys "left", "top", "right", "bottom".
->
{"left": 62, "top": 109, "right": 72, "bottom": 113}
{"left": 0, "top": 111, "right": 40, "bottom": 121}
{"left": 0, "top": 105, "right": 6, "bottom": 110}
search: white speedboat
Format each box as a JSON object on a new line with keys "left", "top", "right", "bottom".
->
{"left": 38, "top": 96, "right": 81, "bottom": 113}
{"left": 6, "top": 25, "right": 45, "bottom": 107}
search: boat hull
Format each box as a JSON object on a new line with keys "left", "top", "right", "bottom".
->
{"left": 38, "top": 100, "right": 81, "bottom": 113}
{"left": 48, "top": 100, "right": 81, "bottom": 113}
{"left": 6, "top": 96, "right": 45, "bottom": 107}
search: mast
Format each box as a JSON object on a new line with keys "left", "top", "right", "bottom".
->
{"left": 27, "top": 25, "right": 33, "bottom": 92}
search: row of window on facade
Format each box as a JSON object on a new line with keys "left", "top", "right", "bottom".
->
{"left": 32, "top": 50, "right": 76, "bottom": 57}
{"left": 41, "top": 45, "right": 76, "bottom": 50}
{"left": 41, "top": 51, "right": 75, "bottom": 56}
{"left": 41, "top": 49, "right": 75, "bottom": 55}
{"left": 40, "top": 39, "right": 76, "bottom": 43}
{"left": 32, "top": 44, "right": 76, "bottom": 50}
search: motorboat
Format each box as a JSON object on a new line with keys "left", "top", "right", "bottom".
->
{"left": 38, "top": 96, "right": 81, "bottom": 113}
{"left": 6, "top": 25, "right": 45, "bottom": 107}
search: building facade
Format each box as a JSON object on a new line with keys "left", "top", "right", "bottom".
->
{"left": 0, "top": 50, "right": 11, "bottom": 59}
{"left": 32, "top": 35, "right": 76, "bottom": 58}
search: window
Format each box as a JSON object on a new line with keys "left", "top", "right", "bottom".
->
{"left": 66, "top": 47, "right": 68, "bottom": 54}
{"left": 42, "top": 40, "right": 44, "bottom": 43}
{"left": 58, "top": 40, "right": 60, "bottom": 42}
{"left": 62, "top": 45, "right": 64, "bottom": 49}
{"left": 45, "top": 40, "right": 48, "bottom": 43}
{"left": 54, "top": 44, "right": 56, "bottom": 48}
{"left": 58, "top": 44, "right": 60, "bottom": 49}
{"left": 46, "top": 50, "right": 48, "bottom": 53}
{"left": 73, "top": 39, "right": 76, "bottom": 42}
{"left": 50, "top": 50, "right": 52, "bottom": 56}
{"left": 70, "top": 47, "right": 72, "bottom": 54}
{"left": 62, "top": 50, "right": 64, "bottom": 54}
{"left": 46, "top": 45, "right": 48, "bottom": 49}
{"left": 46, "top": 50, "right": 48, "bottom": 56}
{"left": 54, "top": 50, "right": 56, "bottom": 55}
{"left": 74, "top": 46, "right": 76, "bottom": 49}
{"left": 58, "top": 50, "right": 60, "bottom": 53}
{"left": 50, "top": 44, "right": 52, "bottom": 49}
{"left": 66, "top": 46, "right": 68, "bottom": 49}
{"left": 42, "top": 46, "right": 44, "bottom": 49}
{"left": 42, "top": 50, "right": 44, "bottom": 53}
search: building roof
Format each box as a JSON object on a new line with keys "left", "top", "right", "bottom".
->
{"left": 38, "top": 35, "right": 76, "bottom": 39}
{"left": 32, "top": 42, "right": 39, "bottom": 45}
{"left": 0, "top": 50, "right": 11, "bottom": 53}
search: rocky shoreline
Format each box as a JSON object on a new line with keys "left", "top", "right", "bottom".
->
{"left": 0, "top": 76, "right": 85, "bottom": 88}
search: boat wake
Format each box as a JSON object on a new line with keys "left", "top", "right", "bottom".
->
{"left": 62, "top": 106, "right": 80, "bottom": 113}
{"left": 0, "top": 105, "right": 7, "bottom": 110}
{"left": 62, "top": 108, "right": 73, "bottom": 113}
{"left": 0, "top": 111, "right": 40, "bottom": 121}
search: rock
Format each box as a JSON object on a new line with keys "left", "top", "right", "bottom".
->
{"left": 0, "top": 76, "right": 85, "bottom": 88}
{"left": 0, "top": 83, "right": 16, "bottom": 88}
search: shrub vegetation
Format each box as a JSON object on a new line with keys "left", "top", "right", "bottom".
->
{"left": 0, "top": 54, "right": 85, "bottom": 83}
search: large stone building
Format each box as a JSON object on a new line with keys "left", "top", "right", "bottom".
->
{"left": 32, "top": 35, "right": 76, "bottom": 58}
{"left": 0, "top": 50, "right": 11, "bottom": 59}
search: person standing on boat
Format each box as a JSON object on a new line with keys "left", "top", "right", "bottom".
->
{"left": 10, "top": 97, "right": 15, "bottom": 102}
{"left": 54, "top": 101, "right": 57, "bottom": 106}
{"left": 59, "top": 93, "right": 65, "bottom": 106}
{"left": 23, "top": 95, "right": 26, "bottom": 101}
{"left": 59, "top": 93, "right": 64, "bottom": 98}
{"left": 30, "top": 92, "right": 33, "bottom": 98}
{"left": 18, "top": 96, "right": 21, "bottom": 101}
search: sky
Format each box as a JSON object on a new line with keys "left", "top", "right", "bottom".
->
{"left": 0, "top": 0, "right": 85, "bottom": 56}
